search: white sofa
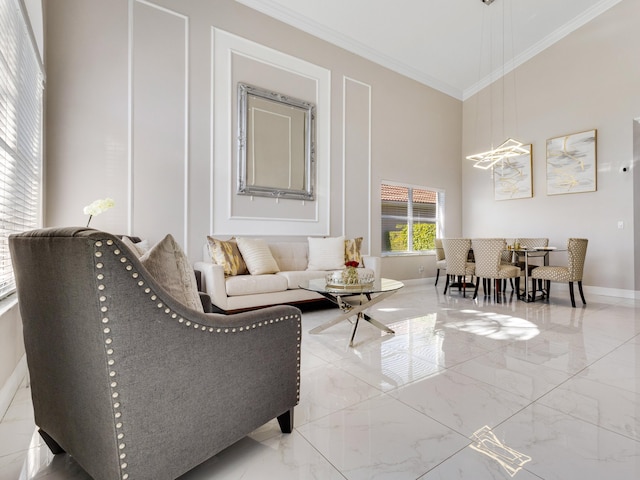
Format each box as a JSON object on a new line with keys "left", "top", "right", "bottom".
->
{"left": 194, "top": 241, "right": 380, "bottom": 312}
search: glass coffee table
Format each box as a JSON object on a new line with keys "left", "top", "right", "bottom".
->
{"left": 299, "top": 277, "right": 404, "bottom": 346}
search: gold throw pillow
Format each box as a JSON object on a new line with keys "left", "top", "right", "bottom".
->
{"left": 207, "top": 236, "right": 248, "bottom": 276}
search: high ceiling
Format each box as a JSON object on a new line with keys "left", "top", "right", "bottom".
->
{"left": 236, "top": 0, "right": 623, "bottom": 100}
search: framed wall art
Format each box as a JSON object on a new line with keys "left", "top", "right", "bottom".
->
{"left": 545, "top": 129, "right": 597, "bottom": 195}
{"left": 493, "top": 144, "right": 533, "bottom": 201}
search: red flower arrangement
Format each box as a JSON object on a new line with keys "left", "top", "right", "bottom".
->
{"left": 345, "top": 261, "right": 359, "bottom": 268}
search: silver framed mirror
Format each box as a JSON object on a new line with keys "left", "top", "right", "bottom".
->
{"left": 237, "top": 83, "right": 316, "bottom": 200}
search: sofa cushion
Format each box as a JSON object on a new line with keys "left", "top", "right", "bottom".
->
{"left": 307, "top": 236, "right": 345, "bottom": 271}
{"left": 277, "top": 270, "right": 328, "bottom": 290}
{"left": 207, "top": 236, "right": 248, "bottom": 276}
{"left": 269, "top": 242, "right": 309, "bottom": 272}
{"left": 236, "top": 237, "right": 280, "bottom": 275}
{"left": 344, "top": 237, "right": 363, "bottom": 265}
{"left": 139, "top": 234, "right": 204, "bottom": 312}
{"left": 225, "top": 274, "right": 288, "bottom": 296}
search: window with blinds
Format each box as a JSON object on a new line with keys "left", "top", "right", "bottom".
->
{"left": 381, "top": 183, "right": 444, "bottom": 254}
{"left": 0, "top": 0, "right": 43, "bottom": 300}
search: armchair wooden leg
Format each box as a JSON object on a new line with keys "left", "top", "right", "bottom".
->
{"left": 578, "top": 281, "right": 587, "bottom": 305}
{"left": 39, "top": 429, "right": 65, "bottom": 454}
{"left": 277, "top": 409, "right": 294, "bottom": 434}
{"left": 444, "top": 275, "right": 450, "bottom": 294}
{"left": 569, "top": 282, "right": 576, "bottom": 308}
{"left": 473, "top": 277, "right": 480, "bottom": 299}
{"left": 435, "top": 269, "right": 440, "bottom": 286}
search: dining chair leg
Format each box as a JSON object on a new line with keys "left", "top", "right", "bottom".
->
{"left": 444, "top": 275, "right": 450, "bottom": 294}
{"left": 532, "top": 278, "right": 537, "bottom": 300}
{"left": 435, "top": 269, "right": 440, "bottom": 286}
{"left": 473, "top": 278, "right": 480, "bottom": 299}
{"left": 578, "top": 281, "right": 586, "bottom": 305}
{"left": 569, "top": 282, "right": 576, "bottom": 308}
{"left": 546, "top": 280, "right": 551, "bottom": 299}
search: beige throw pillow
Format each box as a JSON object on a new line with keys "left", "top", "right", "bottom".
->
{"left": 235, "top": 237, "right": 280, "bottom": 275}
{"left": 344, "top": 237, "right": 363, "bottom": 265}
{"left": 207, "top": 236, "right": 248, "bottom": 276}
{"left": 139, "top": 234, "right": 203, "bottom": 312}
{"left": 307, "top": 236, "right": 345, "bottom": 270}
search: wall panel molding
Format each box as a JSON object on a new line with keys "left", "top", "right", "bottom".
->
{"left": 129, "top": 0, "right": 189, "bottom": 249}
{"left": 343, "top": 76, "right": 372, "bottom": 254}
{"left": 211, "top": 28, "right": 331, "bottom": 236}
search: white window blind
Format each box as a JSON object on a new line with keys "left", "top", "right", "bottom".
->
{"left": 0, "top": 0, "right": 43, "bottom": 300}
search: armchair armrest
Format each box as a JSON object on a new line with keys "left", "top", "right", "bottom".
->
{"left": 194, "top": 260, "right": 229, "bottom": 311}
{"left": 362, "top": 255, "right": 381, "bottom": 279}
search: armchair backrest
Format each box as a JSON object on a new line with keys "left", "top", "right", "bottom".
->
{"left": 10, "top": 228, "right": 135, "bottom": 478}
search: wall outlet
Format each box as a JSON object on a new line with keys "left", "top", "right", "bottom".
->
{"left": 418, "top": 266, "right": 425, "bottom": 274}
{"left": 618, "top": 220, "right": 624, "bottom": 229}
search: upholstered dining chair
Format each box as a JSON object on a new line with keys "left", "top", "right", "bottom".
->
{"left": 517, "top": 237, "right": 549, "bottom": 249}
{"left": 531, "top": 238, "right": 588, "bottom": 307}
{"left": 442, "top": 238, "right": 475, "bottom": 296}
{"left": 9, "top": 227, "right": 301, "bottom": 480}
{"left": 434, "top": 238, "right": 446, "bottom": 286}
{"left": 471, "top": 238, "right": 521, "bottom": 300}
{"left": 500, "top": 238, "right": 516, "bottom": 265}
{"left": 515, "top": 237, "right": 550, "bottom": 292}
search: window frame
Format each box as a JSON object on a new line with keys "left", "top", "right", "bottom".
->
{"left": 0, "top": 0, "right": 44, "bottom": 301}
{"left": 380, "top": 181, "right": 444, "bottom": 257}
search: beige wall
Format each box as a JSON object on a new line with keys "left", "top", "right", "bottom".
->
{"left": 43, "top": 0, "right": 462, "bottom": 273}
{"left": 462, "top": 0, "right": 640, "bottom": 294}
{"left": 0, "top": 303, "right": 25, "bottom": 416}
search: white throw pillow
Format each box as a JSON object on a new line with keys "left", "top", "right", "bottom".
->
{"left": 307, "top": 236, "right": 345, "bottom": 271}
{"left": 121, "top": 236, "right": 150, "bottom": 257}
{"left": 235, "top": 237, "right": 280, "bottom": 275}
{"left": 139, "top": 234, "right": 204, "bottom": 312}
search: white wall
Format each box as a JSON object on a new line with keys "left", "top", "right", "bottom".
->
{"left": 462, "top": 0, "right": 640, "bottom": 295}
{"left": 43, "top": 0, "right": 462, "bottom": 271}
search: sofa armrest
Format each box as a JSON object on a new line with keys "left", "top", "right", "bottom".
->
{"left": 194, "top": 261, "right": 229, "bottom": 311}
{"left": 362, "top": 255, "right": 381, "bottom": 279}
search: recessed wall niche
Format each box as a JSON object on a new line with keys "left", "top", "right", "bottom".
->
{"left": 212, "top": 28, "right": 330, "bottom": 236}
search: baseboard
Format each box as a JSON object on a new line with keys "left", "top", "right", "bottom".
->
{"left": 0, "top": 354, "right": 27, "bottom": 420}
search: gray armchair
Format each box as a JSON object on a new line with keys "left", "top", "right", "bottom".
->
{"left": 9, "top": 227, "right": 301, "bottom": 480}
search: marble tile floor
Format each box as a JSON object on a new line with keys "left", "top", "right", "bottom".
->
{"left": 2, "top": 284, "right": 640, "bottom": 479}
